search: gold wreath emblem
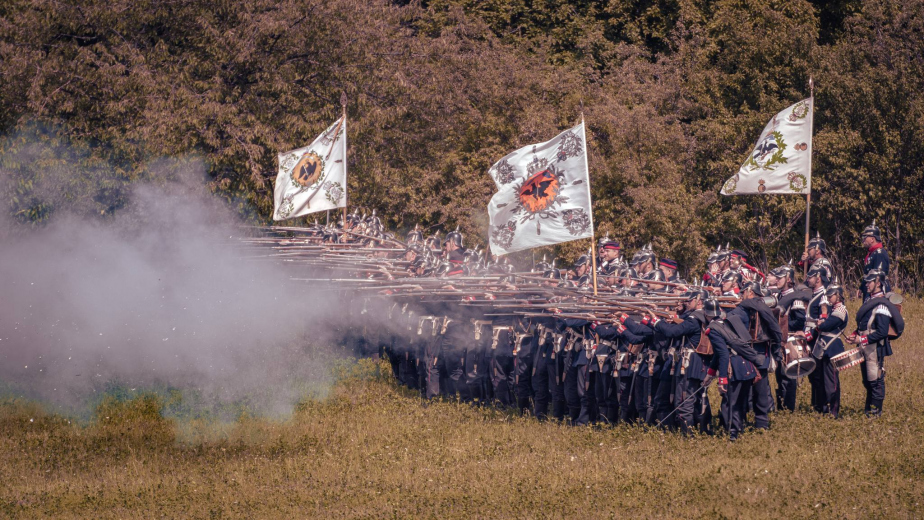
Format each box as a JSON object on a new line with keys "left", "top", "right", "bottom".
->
{"left": 292, "top": 151, "right": 323, "bottom": 187}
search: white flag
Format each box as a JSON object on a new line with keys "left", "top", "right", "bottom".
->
{"left": 721, "top": 98, "right": 813, "bottom": 196}
{"left": 273, "top": 116, "right": 347, "bottom": 220}
{"left": 487, "top": 122, "right": 594, "bottom": 255}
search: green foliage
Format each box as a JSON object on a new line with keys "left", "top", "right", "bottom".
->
{"left": 1, "top": 0, "right": 922, "bottom": 290}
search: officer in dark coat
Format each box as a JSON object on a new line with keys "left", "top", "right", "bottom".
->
{"left": 726, "top": 282, "right": 782, "bottom": 430}
{"left": 703, "top": 298, "right": 761, "bottom": 441}
{"left": 860, "top": 220, "right": 891, "bottom": 301}
{"left": 846, "top": 267, "right": 894, "bottom": 416}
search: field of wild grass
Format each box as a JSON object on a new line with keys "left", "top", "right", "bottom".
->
{"left": 1, "top": 301, "right": 923, "bottom": 519}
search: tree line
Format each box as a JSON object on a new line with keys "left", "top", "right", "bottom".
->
{"left": 1, "top": 0, "right": 922, "bottom": 292}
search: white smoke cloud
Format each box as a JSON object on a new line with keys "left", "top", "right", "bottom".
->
{"left": 0, "top": 153, "right": 351, "bottom": 418}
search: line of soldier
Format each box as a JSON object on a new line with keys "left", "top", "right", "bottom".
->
{"left": 308, "top": 213, "right": 900, "bottom": 438}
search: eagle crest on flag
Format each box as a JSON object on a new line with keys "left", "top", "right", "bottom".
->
{"left": 487, "top": 122, "right": 595, "bottom": 255}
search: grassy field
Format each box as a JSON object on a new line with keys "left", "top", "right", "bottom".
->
{"left": 2, "top": 301, "right": 923, "bottom": 519}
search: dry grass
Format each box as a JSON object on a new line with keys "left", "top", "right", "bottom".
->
{"left": 1, "top": 301, "right": 923, "bottom": 519}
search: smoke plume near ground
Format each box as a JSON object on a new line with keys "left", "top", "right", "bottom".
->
{"left": 0, "top": 159, "right": 347, "bottom": 418}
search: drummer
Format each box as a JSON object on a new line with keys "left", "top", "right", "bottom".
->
{"left": 803, "top": 265, "right": 830, "bottom": 414}
{"left": 801, "top": 281, "right": 848, "bottom": 418}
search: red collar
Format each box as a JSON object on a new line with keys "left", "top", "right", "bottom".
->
{"left": 868, "top": 242, "right": 883, "bottom": 253}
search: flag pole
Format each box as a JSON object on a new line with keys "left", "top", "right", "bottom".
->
{"left": 580, "top": 103, "right": 599, "bottom": 296}
{"left": 803, "top": 78, "right": 814, "bottom": 276}
{"left": 340, "top": 91, "right": 348, "bottom": 226}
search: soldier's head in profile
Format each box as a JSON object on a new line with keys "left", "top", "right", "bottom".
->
{"left": 767, "top": 265, "right": 795, "bottom": 290}
{"left": 861, "top": 220, "right": 881, "bottom": 248}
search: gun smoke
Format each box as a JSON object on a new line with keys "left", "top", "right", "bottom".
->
{"left": 0, "top": 158, "right": 350, "bottom": 418}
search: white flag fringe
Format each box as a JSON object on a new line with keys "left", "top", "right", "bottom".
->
{"left": 487, "top": 122, "right": 594, "bottom": 256}
{"left": 721, "top": 98, "right": 813, "bottom": 196}
{"left": 273, "top": 116, "right": 347, "bottom": 220}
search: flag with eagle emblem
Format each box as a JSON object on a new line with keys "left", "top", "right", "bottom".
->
{"left": 273, "top": 116, "right": 347, "bottom": 220}
{"left": 721, "top": 98, "right": 813, "bottom": 196}
{"left": 487, "top": 122, "right": 594, "bottom": 255}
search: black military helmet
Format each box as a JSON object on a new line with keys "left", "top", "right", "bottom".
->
{"left": 684, "top": 287, "right": 710, "bottom": 301}
{"left": 706, "top": 251, "right": 719, "bottom": 266}
{"left": 721, "top": 270, "right": 742, "bottom": 284}
{"left": 406, "top": 224, "right": 424, "bottom": 244}
{"left": 573, "top": 253, "right": 591, "bottom": 268}
{"left": 630, "top": 243, "right": 655, "bottom": 266}
{"left": 445, "top": 226, "right": 464, "bottom": 248}
{"left": 863, "top": 264, "right": 887, "bottom": 284}
{"left": 704, "top": 298, "right": 723, "bottom": 319}
{"left": 643, "top": 268, "right": 665, "bottom": 282}
{"left": 826, "top": 279, "right": 845, "bottom": 301}
{"left": 861, "top": 219, "right": 881, "bottom": 241}
{"left": 544, "top": 268, "right": 563, "bottom": 280}
{"left": 435, "top": 259, "right": 452, "bottom": 276}
{"left": 425, "top": 232, "right": 441, "bottom": 250}
{"left": 464, "top": 247, "right": 481, "bottom": 264}
{"left": 406, "top": 242, "right": 423, "bottom": 256}
{"left": 741, "top": 281, "right": 763, "bottom": 297}
{"left": 806, "top": 264, "right": 825, "bottom": 280}
{"left": 769, "top": 263, "right": 795, "bottom": 282}
{"left": 534, "top": 254, "right": 551, "bottom": 273}
{"left": 600, "top": 262, "right": 619, "bottom": 277}
{"left": 807, "top": 231, "right": 826, "bottom": 252}
{"left": 715, "top": 243, "right": 731, "bottom": 262}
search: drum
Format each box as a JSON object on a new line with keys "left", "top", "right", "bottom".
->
{"left": 831, "top": 348, "right": 864, "bottom": 372}
{"left": 782, "top": 336, "right": 816, "bottom": 378}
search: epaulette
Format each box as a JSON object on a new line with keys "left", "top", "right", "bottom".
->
{"left": 873, "top": 304, "right": 891, "bottom": 318}
{"left": 875, "top": 248, "right": 883, "bottom": 254}
{"left": 791, "top": 300, "right": 806, "bottom": 310}
{"left": 832, "top": 304, "right": 847, "bottom": 320}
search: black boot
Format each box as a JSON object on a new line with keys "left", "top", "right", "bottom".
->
{"left": 517, "top": 397, "right": 532, "bottom": 416}
{"left": 551, "top": 400, "right": 566, "bottom": 421}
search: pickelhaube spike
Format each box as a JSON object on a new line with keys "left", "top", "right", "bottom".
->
{"left": 552, "top": 259, "right": 557, "bottom": 268}
{"left": 543, "top": 254, "right": 547, "bottom": 262}
{"left": 816, "top": 230, "right": 820, "bottom": 239}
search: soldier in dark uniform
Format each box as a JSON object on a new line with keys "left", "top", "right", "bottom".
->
{"left": 846, "top": 267, "right": 894, "bottom": 417}
{"left": 599, "top": 240, "right": 625, "bottom": 273}
{"left": 555, "top": 317, "right": 596, "bottom": 424}
{"left": 803, "top": 264, "right": 830, "bottom": 413}
{"left": 730, "top": 250, "right": 764, "bottom": 283}
{"left": 647, "top": 288, "right": 711, "bottom": 434}
{"left": 612, "top": 318, "right": 648, "bottom": 424}
{"left": 726, "top": 281, "right": 783, "bottom": 430}
{"left": 488, "top": 313, "right": 520, "bottom": 407}
{"left": 703, "top": 298, "right": 762, "bottom": 441}
{"left": 766, "top": 264, "right": 809, "bottom": 411}
{"left": 703, "top": 249, "right": 722, "bottom": 288}
{"left": 530, "top": 311, "right": 566, "bottom": 420}
{"left": 801, "top": 281, "right": 849, "bottom": 418}
{"left": 658, "top": 258, "right": 680, "bottom": 283}
{"left": 623, "top": 309, "right": 670, "bottom": 425}
{"left": 798, "top": 233, "right": 833, "bottom": 286}
{"left": 860, "top": 221, "right": 890, "bottom": 301}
